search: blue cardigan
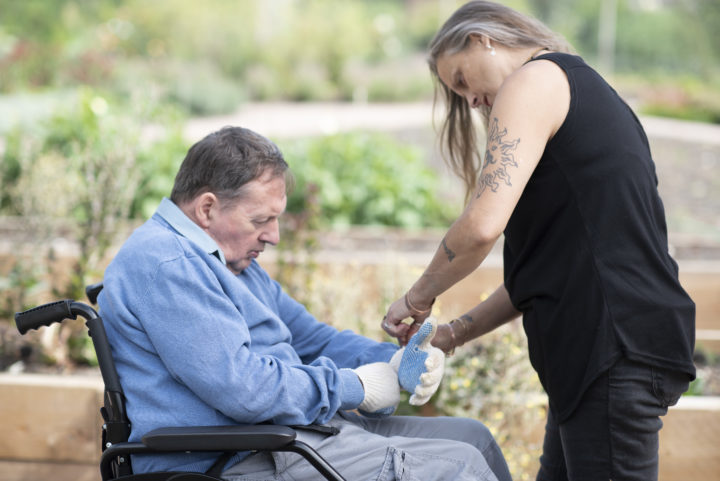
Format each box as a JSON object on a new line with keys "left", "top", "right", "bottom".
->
{"left": 99, "top": 199, "right": 398, "bottom": 473}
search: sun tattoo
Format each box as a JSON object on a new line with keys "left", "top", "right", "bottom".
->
{"left": 477, "top": 117, "right": 521, "bottom": 197}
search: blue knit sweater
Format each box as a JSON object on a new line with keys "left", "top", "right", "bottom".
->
{"left": 99, "top": 199, "right": 398, "bottom": 473}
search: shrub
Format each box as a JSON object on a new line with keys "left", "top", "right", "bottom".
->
{"left": 630, "top": 76, "right": 720, "bottom": 124}
{"left": 110, "top": 58, "right": 247, "bottom": 116}
{"left": 432, "top": 323, "right": 546, "bottom": 480}
{"left": 279, "top": 132, "right": 458, "bottom": 229}
{"left": 0, "top": 88, "right": 186, "bottom": 366}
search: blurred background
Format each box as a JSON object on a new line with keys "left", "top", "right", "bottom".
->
{"left": 1, "top": 1, "right": 719, "bottom": 479}
{"left": 1, "top": 0, "right": 719, "bottom": 113}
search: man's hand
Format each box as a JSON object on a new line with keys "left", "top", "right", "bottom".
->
{"left": 353, "top": 362, "right": 401, "bottom": 417}
{"left": 390, "top": 317, "right": 445, "bottom": 405}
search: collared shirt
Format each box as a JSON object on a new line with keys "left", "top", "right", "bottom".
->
{"left": 155, "top": 197, "right": 226, "bottom": 265}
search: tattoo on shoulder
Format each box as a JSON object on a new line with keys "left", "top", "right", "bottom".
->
{"left": 441, "top": 237, "right": 456, "bottom": 262}
{"left": 477, "top": 117, "right": 521, "bottom": 198}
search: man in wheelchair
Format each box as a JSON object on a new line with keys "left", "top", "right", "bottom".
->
{"left": 98, "top": 126, "right": 511, "bottom": 480}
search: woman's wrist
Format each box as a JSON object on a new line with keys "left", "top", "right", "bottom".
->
{"left": 446, "top": 315, "right": 472, "bottom": 356}
{"left": 445, "top": 322, "right": 459, "bottom": 356}
{"left": 404, "top": 287, "right": 435, "bottom": 316}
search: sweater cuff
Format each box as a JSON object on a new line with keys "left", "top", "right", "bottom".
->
{"left": 338, "top": 368, "right": 365, "bottom": 410}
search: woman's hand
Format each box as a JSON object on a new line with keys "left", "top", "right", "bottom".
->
{"left": 382, "top": 293, "right": 432, "bottom": 345}
{"left": 429, "top": 323, "right": 456, "bottom": 354}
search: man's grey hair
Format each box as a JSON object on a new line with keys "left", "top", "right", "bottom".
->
{"left": 170, "top": 126, "right": 292, "bottom": 207}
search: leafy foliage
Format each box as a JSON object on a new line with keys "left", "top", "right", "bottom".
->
{"left": 0, "top": 88, "right": 185, "bottom": 366}
{"left": 2, "top": 0, "right": 716, "bottom": 119}
{"left": 280, "top": 132, "right": 457, "bottom": 229}
{"left": 433, "top": 325, "right": 546, "bottom": 480}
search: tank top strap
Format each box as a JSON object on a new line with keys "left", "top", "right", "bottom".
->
{"left": 525, "top": 52, "right": 584, "bottom": 69}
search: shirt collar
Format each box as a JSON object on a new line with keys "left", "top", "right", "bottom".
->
{"left": 155, "top": 197, "right": 226, "bottom": 264}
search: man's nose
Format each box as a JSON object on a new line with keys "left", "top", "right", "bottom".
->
{"left": 260, "top": 219, "right": 280, "bottom": 246}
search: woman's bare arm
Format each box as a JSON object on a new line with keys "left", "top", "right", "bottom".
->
{"left": 385, "top": 59, "right": 569, "bottom": 343}
{"left": 431, "top": 283, "right": 521, "bottom": 353}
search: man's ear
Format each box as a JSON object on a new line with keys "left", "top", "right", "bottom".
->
{"left": 190, "top": 192, "right": 218, "bottom": 230}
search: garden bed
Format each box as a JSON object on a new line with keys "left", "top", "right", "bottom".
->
{"left": 1, "top": 227, "right": 720, "bottom": 481}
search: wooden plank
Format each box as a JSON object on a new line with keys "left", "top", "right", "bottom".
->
{"left": 697, "top": 329, "right": 720, "bottom": 354}
{"left": 0, "top": 460, "right": 96, "bottom": 481}
{"left": 679, "top": 265, "right": 720, "bottom": 332}
{"left": 435, "top": 265, "right": 504, "bottom": 317}
{"left": 659, "top": 396, "right": 720, "bottom": 481}
{"left": 0, "top": 377, "right": 717, "bottom": 480}
{"left": 0, "top": 374, "right": 103, "bottom": 463}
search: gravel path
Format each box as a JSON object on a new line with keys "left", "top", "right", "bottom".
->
{"left": 185, "top": 101, "right": 720, "bottom": 145}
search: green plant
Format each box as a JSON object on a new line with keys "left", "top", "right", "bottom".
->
{"left": 266, "top": 252, "right": 547, "bottom": 480}
{"left": 0, "top": 87, "right": 185, "bottom": 368}
{"left": 687, "top": 345, "right": 720, "bottom": 397}
{"left": 131, "top": 126, "right": 189, "bottom": 219}
{"left": 432, "top": 321, "right": 546, "bottom": 481}
{"left": 3, "top": 0, "right": 719, "bottom": 105}
{"left": 627, "top": 75, "right": 720, "bottom": 124}
{"left": 274, "top": 183, "right": 321, "bottom": 302}
{"left": 110, "top": 58, "right": 246, "bottom": 116}
{"left": 0, "top": 260, "right": 46, "bottom": 320}
{"left": 279, "top": 132, "right": 458, "bottom": 229}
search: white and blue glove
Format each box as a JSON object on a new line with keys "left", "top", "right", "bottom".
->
{"left": 354, "top": 362, "right": 401, "bottom": 417}
{"left": 390, "top": 317, "right": 445, "bottom": 405}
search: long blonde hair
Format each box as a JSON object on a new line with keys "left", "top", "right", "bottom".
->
{"left": 428, "top": 1, "right": 573, "bottom": 199}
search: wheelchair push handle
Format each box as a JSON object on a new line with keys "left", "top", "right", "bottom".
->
{"left": 86, "top": 281, "right": 104, "bottom": 305}
{"left": 15, "top": 299, "right": 100, "bottom": 334}
{"left": 15, "top": 299, "right": 76, "bottom": 334}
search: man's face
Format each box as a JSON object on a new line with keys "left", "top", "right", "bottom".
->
{"left": 206, "top": 172, "right": 287, "bottom": 274}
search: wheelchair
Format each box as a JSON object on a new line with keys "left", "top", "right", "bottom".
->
{"left": 14, "top": 282, "right": 346, "bottom": 481}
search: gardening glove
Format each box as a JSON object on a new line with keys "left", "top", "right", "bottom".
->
{"left": 389, "top": 317, "right": 445, "bottom": 406}
{"left": 353, "top": 362, "right": 401, "bottom": 417}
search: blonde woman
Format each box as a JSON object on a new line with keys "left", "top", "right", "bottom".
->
{"left": 382, "top": 2, "right": 695, "bottom": 479}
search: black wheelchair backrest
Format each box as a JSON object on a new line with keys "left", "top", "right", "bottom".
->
{"left": 15, "top": 297, "right": 134, "bottom": 477}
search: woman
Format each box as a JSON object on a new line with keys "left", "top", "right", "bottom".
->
{"left": 381, "top": 1, "right": 696, "bottom": 479}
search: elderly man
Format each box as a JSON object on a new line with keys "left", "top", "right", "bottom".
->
{"left": 98, "top": 126, "right": 511, "bottom": 480}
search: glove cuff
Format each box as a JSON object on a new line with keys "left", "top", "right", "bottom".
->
{"left": 354, "top": 362, "right": 400, "bottom": 413}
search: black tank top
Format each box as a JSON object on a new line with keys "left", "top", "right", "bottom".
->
{"left": 503, "top": 53, "right": 696, "bottom": 421}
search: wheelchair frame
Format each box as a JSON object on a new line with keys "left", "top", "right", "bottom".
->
{"left": 15, "top": 289, "right": 346, "bottom": 481}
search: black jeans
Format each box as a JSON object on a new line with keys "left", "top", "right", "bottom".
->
{"left": 537, "top": 357, "right": 690, "bottom": 481}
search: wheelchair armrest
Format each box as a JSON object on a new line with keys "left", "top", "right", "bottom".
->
{"left": 102, "top": 425, "right": 345, "bottom": 481}
{"left": 141, "top": 425, "right": 297, "bottom": 452}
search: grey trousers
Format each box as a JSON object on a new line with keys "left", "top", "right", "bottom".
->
{"left": 222, "top": 410, "right": 512, "bottom": 481}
